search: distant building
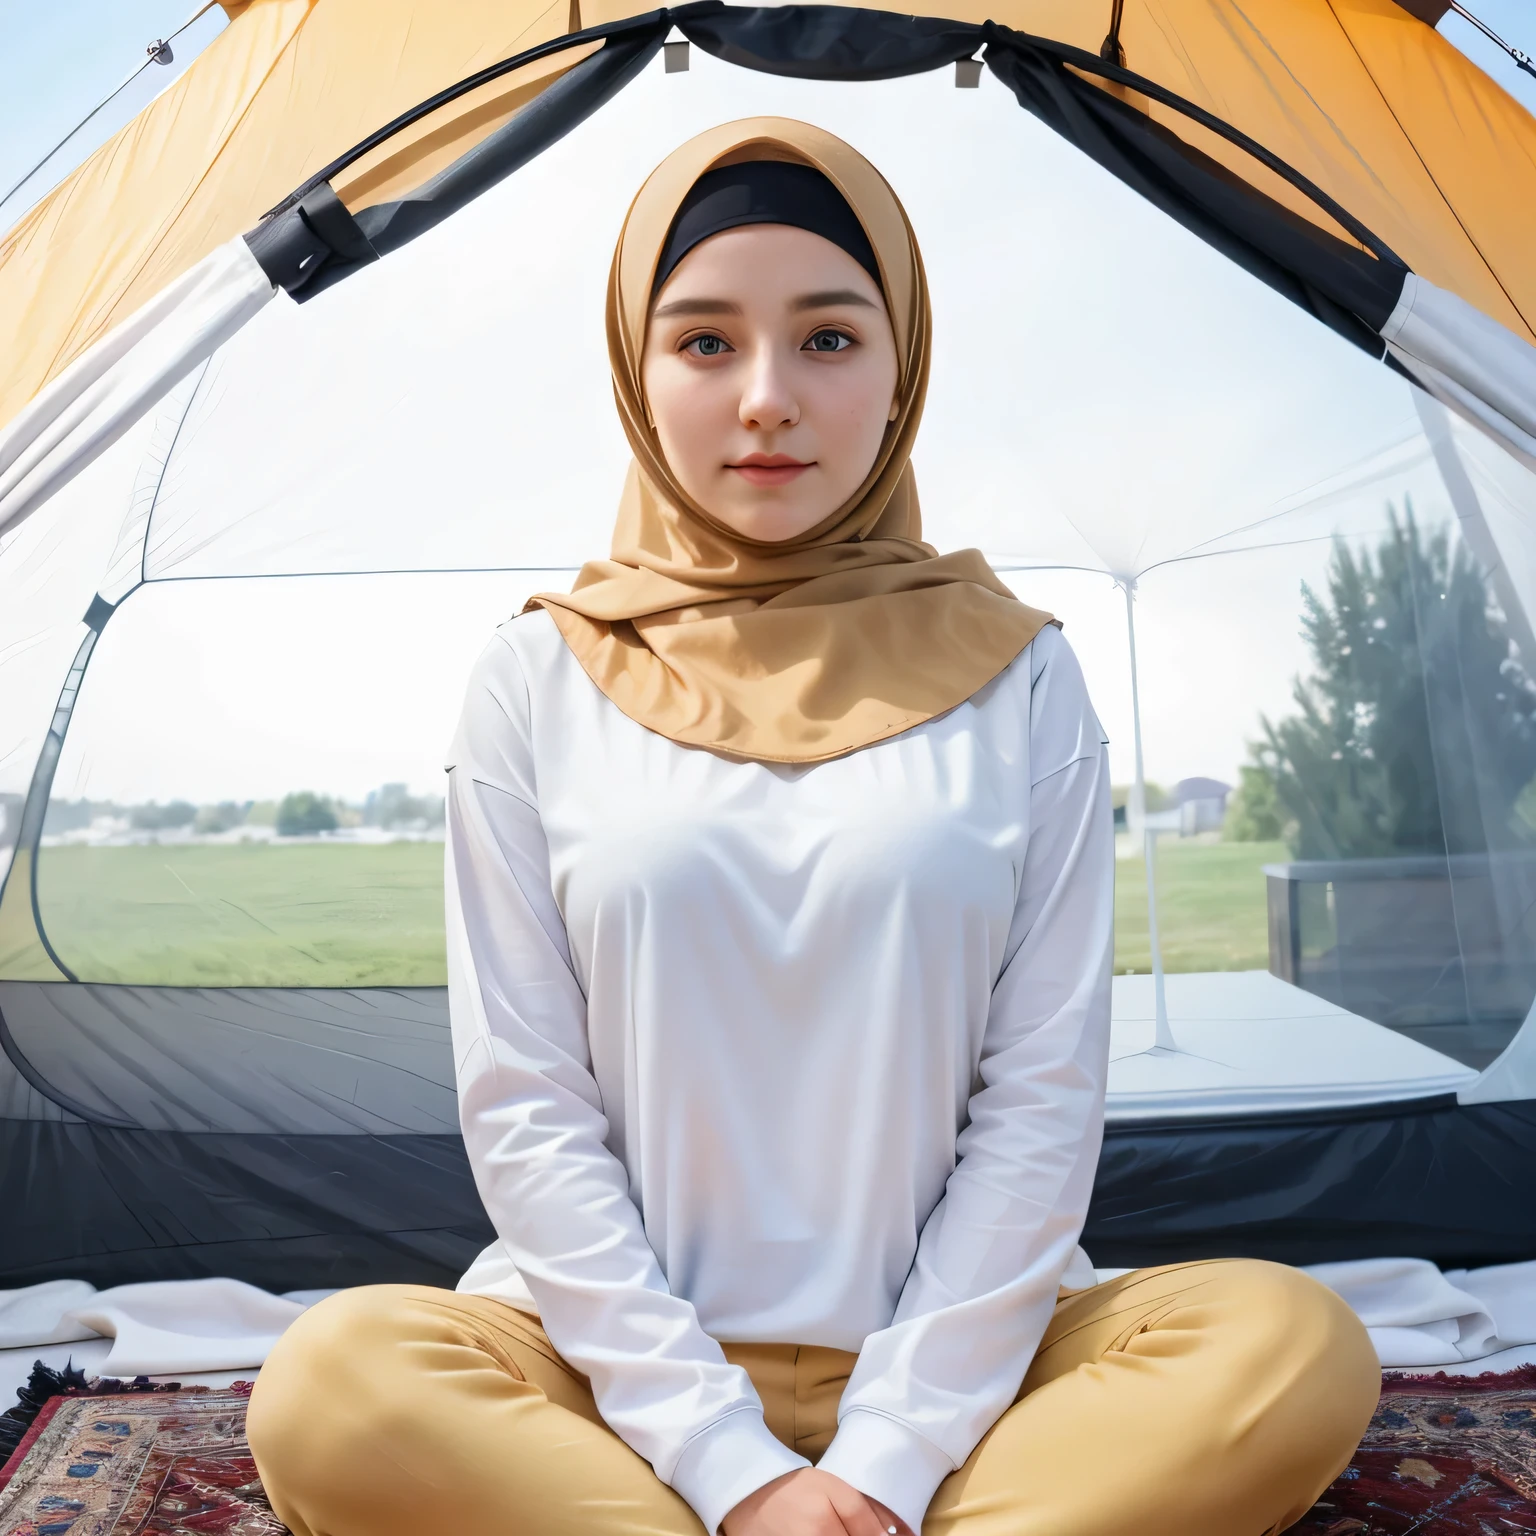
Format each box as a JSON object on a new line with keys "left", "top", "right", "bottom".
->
{"left": 1173, "top": 776, "right": 1231, "bottom": 835}
{"left": 1116, "top": 777, "right": 1233, "bottom": 837}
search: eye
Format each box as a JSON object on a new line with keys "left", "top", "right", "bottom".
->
{"left": 803, "top": 329, "right": 853, "bottom": 353}
{"left": 683, "top": 333, "right": 732, "bottom": 358}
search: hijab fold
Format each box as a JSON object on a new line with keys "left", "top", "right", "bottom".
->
{"left": 528, "top": 117, "right": 1056, "bottom": 764}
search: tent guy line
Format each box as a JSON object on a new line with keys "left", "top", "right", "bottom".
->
{"left": 1446, "top": 0, "right": 1535, "bottom": 78}
{"left": 0, "top": 2, "right": 220, "bottom": 218}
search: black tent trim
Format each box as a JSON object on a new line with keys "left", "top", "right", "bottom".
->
{"left": 7, "top": 1081, "right": 1535, "bottom": 1291}
{"left": 0, "top": 1118, "right": 492, "bottom": 1293}
{"left": 1087, "top": 1092, "right": 1536, "bottom": 1271}
{"left": 243, "top": 2, "right": 1406, "bottom": 361}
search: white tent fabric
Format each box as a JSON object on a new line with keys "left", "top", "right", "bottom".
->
{"left": 1, "top": 84, "right": 1533, "bottom": 567}
{"left": 4, "top": 62, "right": 1516, "bottom": 606}
{"left": 1385, "top": 274, "right": 1536, "bottom": 476}
{"left": 1462, "top": 995, "right": 1536, "bottom": 1103}
{"left": 0, "top": 415, "right": 161, "bottom": 886}
{"left": 0, "top": 239, "right": 273, "bottom": 544}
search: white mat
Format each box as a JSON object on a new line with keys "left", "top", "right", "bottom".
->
{"left": 2, "top": 1257, "right": 1534, "bottom": 1418}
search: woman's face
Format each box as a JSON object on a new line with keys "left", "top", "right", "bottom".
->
{"left": 641, "top": 223, "right": 900, "bottom": 543}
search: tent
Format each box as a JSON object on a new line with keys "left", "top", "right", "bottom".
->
{"left": 2, "top": 0, "right": 1536, "bottom": 1292}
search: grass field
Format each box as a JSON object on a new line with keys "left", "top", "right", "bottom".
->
{"left": 18, "top": 836, "right": 1286, "bottom": 986}
{"left": 33, "top": 842, "right": 448, "bottom": 986}
{"left": 1114, "top": 837, "right": 1286, "bottom": 975}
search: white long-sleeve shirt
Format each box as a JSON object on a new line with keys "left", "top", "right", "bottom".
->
{"left": 445, "top": 610, "right": 1113, "bottom": 1534}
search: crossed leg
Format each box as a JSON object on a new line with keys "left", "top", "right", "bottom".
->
{"left": 248, "top": 1259, "right": 1378, "bottom": 1536}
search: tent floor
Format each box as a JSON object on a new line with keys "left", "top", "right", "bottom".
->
{"left": 1106, "top": 971, "right": 1478, "bottom": 1120}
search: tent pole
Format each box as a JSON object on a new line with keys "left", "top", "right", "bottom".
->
{"left": 1122, "top": 578, "right": 1175, "bottom": 1051}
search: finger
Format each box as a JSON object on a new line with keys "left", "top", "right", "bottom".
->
{"left": 828, "top": 1489, "right": 887, "bottom": 1536}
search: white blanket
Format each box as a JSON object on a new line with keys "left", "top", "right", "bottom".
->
{"left": 1, "top": 1259, "right": 1533, "bottom": 1387}
{"left": 1306, "top": 1258, "right": 1536, "bottom": 1367}
{"left": 0, "top": 1278, "right": 335, "bottom": 1377}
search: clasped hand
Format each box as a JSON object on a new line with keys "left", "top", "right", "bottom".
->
{"left": 721, "top": 1469, "right": 916, "bottom": 1536}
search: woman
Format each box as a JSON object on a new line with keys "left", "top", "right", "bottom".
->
{"left": 249, "top": 117, "right": 1379, "bottom": 1536}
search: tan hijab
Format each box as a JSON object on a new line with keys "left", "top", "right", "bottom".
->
{"left": 528, "top": 117, "right": 1055, "bottom": 764}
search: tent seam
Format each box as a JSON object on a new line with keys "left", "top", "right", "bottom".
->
{"left": 1218, "top": 0, "right": 1394, "bottom": 199}
{"left": 1321, "top": 0, "right": 1530, "bottom": 343}
{"left": 40, "top": 1, "right": 319, "bottom": 396}
{"left": 140, "top": 359, "right": 213, "bottom": 588}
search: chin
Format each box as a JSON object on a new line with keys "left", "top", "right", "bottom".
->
{"left": 739, "top": 510, "right": 829, "bottom": 543}
{"left": 706, "top": 493, "right": 818, "bottom": 543}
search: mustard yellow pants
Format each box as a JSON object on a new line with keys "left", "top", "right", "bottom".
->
{"left": 247, "top": 1259, "right": 1379, "bottom": 1536}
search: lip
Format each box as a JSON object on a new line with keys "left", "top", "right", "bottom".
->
{"left": 728, "top": 453, "right": 811, "bottom": 488}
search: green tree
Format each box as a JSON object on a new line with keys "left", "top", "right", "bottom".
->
{"left": 276, "top": 791, "right": 338, "bottom": 836}
{"left": 194, "top": 801, "right": 248, "bottom": 834}
{"left": 1111, "top": 782, "right": 1171, "bottom": 815}
{"left": 1252, "top": 505, "right": 1536, "bottom": 859}
{"left": 1224, "top": 764, "right": 1286, "bottom": 842}
{"left": 130, "top": 800, "right": 197, "bottom": 831}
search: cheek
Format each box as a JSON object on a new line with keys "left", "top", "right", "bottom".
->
{"left": 810, "top": 359, "right": 896, "bottom": 462}
{"left": 646, "top": 361, "right": 724, "bottom": 467}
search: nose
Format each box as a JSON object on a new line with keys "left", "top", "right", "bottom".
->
{"left": 738, "top": 341, "right": 799, "bottom": 433}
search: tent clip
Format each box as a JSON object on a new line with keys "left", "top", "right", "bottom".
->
{"left": 246, "top": 183, "right": 379, "bottom": 298}
{"left": 82, "top": 595, "right": 116, "bottom": 634}
{"left": 1099, "top": 0, "right": 1126, "bottom": 67}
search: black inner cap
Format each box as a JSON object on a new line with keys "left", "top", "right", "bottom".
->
{"left": 652, "top": 161, "right": 881, "bottom": 295}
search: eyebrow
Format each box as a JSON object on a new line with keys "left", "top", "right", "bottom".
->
{"left": 650, "top": 288, "right": 879, "bottom": 321}
{"left": 650, "top": 297, "right": 743, "bottom": 319}
{"left": 791, "top": 289, "right": 879, "bottom": 312}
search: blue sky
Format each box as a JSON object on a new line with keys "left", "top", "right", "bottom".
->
{"left": 0, "top": 0, "right": 227, "bottom": 217}
{"left": 2, "top": 0, "right": 1533, "bottom": 220}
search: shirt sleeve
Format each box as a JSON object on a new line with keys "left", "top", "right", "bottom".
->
{"left": 816, "top": 628, "right": 1115, "bottom": 1532}
{"left": 445, "top": 629, "right": 809, "bottom": 1535}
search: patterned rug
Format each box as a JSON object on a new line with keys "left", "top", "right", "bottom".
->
{"left": 1293, "top": 1366, "right": 1536, "bottom": 1535}
{"left": 0, "top": 1367, "right": 283, "bottom": 1536}
{"left": 1, "top": 1362, "right": 1532, "bottom": 1534}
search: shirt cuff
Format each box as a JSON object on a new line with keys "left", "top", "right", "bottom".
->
{"left": 668, "top": 1406, "right": 810, "bottom": 1535}
{"left": 816, "top": 1408, "right": 957, "bottom": 1534}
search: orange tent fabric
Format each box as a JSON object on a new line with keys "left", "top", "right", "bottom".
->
{"left": 2, "top": 0, "right": 1533, "bottom": 435}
